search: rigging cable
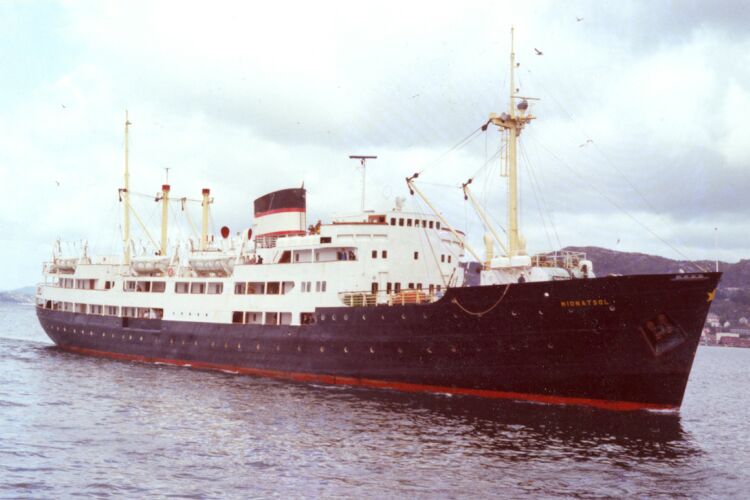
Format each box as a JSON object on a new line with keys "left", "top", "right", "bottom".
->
{"left": 526, "top": 69, "right": 659, "bottom": 214}
{"left": 526, "top": 133, "right": 706, "bottom": 272}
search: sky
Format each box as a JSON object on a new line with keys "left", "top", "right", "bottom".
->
{"left": 1, "top": 0, "right": 749, "bottom": 290}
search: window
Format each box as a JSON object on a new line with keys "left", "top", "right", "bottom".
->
{"left": 399, "top": 218, "right": 404, "bottom": 226}
{"left": 386, "top": 282, "right": 392, "bottom": 293}
{"left": 436, "top": 222, "right": 441, "bottom": 229}
{"left": 247, "top": 282, "right": 265, "bottom": 294}
{"left": 429, "top": 284, "right": 434, "bottom": 294}
{"left": 429, "top": 221, "right": 434, "bottom": 229}
{"left": 190, "top": 282, "right": 206, "bottom": 294}
{"left": 301, "top": 312, "right": 315, "bottom": 325}
{"left": 390, "top": 217, "right": 396, "bottom": 226}
{"left": 175, "top": 282, "right": 189, "bottom": 294}
{"left": 372, "top": 250, "right": 377, "bottom": 259}
{"left": 371, "top": 282, "right": 379, "bottom": 294}
{"left": 266, "top": 282, "right": 281, "bottom": 295}
{"left": 321, "top": 236, "right": 332, "bottom": 243}
{"left": 265, "top": 312, "right": 279, "bottom": 325}
{"left": 413, "top": 251, "right": 419, "bottom": 260}
{"left": 246, "top": 312, "right": 262, "bottom": 325}
{"left": 395, "top": 283, "right": 401, "bottom": 293}
{"left": 417, "top": 283, "right": 422, "bottom": 290}
{"left": 408, "top": 283, "right": 414, "bottom": 289}
{"left": 124, "top": 281, "right": 137, "bottom": 292}
{"left": 422, "top": 220, "right": 427, "bottom": 228}
{"left": 382, "top": 250, "right": 387, "bottom": 258}
{"left": 234, "top": 282, "right": 247, "bottom": 295}
{"left": 207, "top": 282, "right": 223, "bottom": 294}
{"left": 282, "top": 281, "right": 295, "bottom": 294}
{"left": 437, "top": 285, "right": 442, "bottom": 292}
{"left": 407, "top": 219, "right": 412, "bottom": 227}
{"left": 279, "top": 250, "right": 291, "bottom": 263}
{"left": 152, "top": 281, "right": 166, "bottom": 293}
{"left": 105, "top": 305, "right": 119, "bottom": 316}
{"left": 137, "top": 281, "right": 151, "bottom": 292}
{"left": 441, "top": 255, "right": 445, "bottom": 263}
{"left": 322, "top": 281, "right": 327, "bottom": 292}
{"left": 232, "top": 311, "right": 243, "bottom": 324}
{"left": 316, "top": 281, "right": 321, "bottom": 292}
{"left": 448, "top": 255, "right": 452, "bottom": 263}
{"left": 280, "top": 312, "right": 292, "bottom": 325}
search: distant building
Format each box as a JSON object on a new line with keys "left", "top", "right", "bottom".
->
{"left": 706, "top": 313, "right": 721, "bottom": 328}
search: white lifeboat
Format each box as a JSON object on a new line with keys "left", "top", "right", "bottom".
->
{"left": 130, "top": 256, "right": 170, "bottom": 275}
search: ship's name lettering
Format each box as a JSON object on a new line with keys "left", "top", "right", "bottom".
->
{"left": 560, "top": 299, "right": 610, "bottom": 307}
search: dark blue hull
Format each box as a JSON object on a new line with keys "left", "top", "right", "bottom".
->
{"left": 37, "top": 272, "right": 721, "bottom": 410}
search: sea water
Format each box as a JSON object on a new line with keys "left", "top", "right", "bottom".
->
{"left": 1, "top": 303, "right": 749, "bottom": 498}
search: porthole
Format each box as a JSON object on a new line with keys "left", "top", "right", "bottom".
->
{"left": 538, "top": 310, "right": 544, "bottom": 316}
{"left": 139, "top": 336, "right": 143, "bottom": 342}
{"left": 343, "top": 346, "right": 349, "bottom": 353}
{"left": 401, "top": 314, "right": 406, "bottom": 320}
{"left": 101, "top": 332, "right": 105, "bottom": 337}
{"left": 450, "top": 346, "right": 457, "bottom": 353}
{"left": 453, "top": 313, "right": 458, "bottom": 319}
{"left": 297, "top": 345, "right": 301, "bottom": 352}
{"left": 547, "top": 343, "right": 554, "bottom": 349}
{"left": 426, "top": 347, "right": 432, "bottom": 354}
{"left": 381, "top": 314, "right": 385, "bottom": 320}
{"left": 369, "top": 346, "right": 375, "bottom": 354}
{"left": 362, "top": 314, "right": 366, "bottom": 320}
{"left": 122, "top": 334, "right": 126, "bottom": 340}
{"left": 276, "top": 345, "right": 280, "bottom": 352}
{"left": 128, "top": 335, "right": 132, "bottom": 340}
{"left": 321, "top": 314, "right": 326, "bottom": 321}
{"left": 343, "top": 314, "right": 348, "bottom": 321}
{"left": 256, "top": 343, "right": 260, "bottom": 351}
{"left": 320, "top": 346, "right": 325, "bottom": 353}
{"left": 511, "top": 311, "right": 517, "bottom": 316}
{"left": 194, "top": 340, "right": 198, "bottom": 346}
{"left": 423, "top": 313, "right": 428, "bottom": 320}
{"left": 224, "top": 343, "right": 228, "bottom": 349}
{"left": 544, "top": 292, "right": 550, "bottom": 298}
{"left": 181, "top": 340, "right": 186, "bottom": 346}
{"left": 609, "top": 305, "right": 616, "bottom": 312}
{"left": 211, "top": 341, "right": 215, "bottom": 348}
{"left": 331, "top": 314, "right": 337, "bottom": 321}
{"left": 237, "top": 343, "right": 242, "bottom": 350}
{"left": 568, "top": 308, "right": 574, "bottom": 313}
{"left": 170, "top": 338, "right": 174, "bottom": 345}
{"left": 111, "top": 333, "right": 115, "bottom": 338}
{"left": 397, "top": 347, "right": 403, "bottom": 354}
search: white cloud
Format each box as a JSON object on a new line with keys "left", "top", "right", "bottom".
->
{"left": 0, "top": 0, "right": 748, "bottom": 289}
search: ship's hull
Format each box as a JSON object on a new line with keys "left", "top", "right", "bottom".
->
{"left": 36, "top": 272, "right": 720, "bottom": 411}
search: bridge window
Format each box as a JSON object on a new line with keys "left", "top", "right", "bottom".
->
{"left": 190, "top": 282, "right": 206, "bottom": 294}
{"left": 265, "top": 312, "right": 279, "bottom": 325}
{"left": 381, "top": 250, "right": 387, "bottom": 259}
{"left": 390, "top": 217, "right": 396, "bottom": 226}
{"left": 152, "top": 281, "right": 166, "bottom": 293}
{"left": 234, "top": 282, "right": 246, "bottom": 294}
{"left": 175, "top": 282, "right": 189, "bottom": 294}
{"left": 429, "top": 221, "right": 434, "bottom": 229}
{"left": 414, "top": 251, "right": 419, "bottom": 260}
{"left": 266, "top": 282, "right": 281, "bottom": 295}
{"left": 398, "top": 218, "right": 404, "bottom": 226}
{"left": 247, "top": 282, "right": 265, "bottom": 294}
{"left": 372, "top": 250, "right": 377, "bottom": 259}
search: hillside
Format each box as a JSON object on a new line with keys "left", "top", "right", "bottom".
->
{"left": 462, "top": 247, "right": 749, "bottom": 324}
{"left": 565, "top": 247, "right": 749, "bottom": 323}
{"left": 0, "top": 286, "right": 35, "bottom": 304}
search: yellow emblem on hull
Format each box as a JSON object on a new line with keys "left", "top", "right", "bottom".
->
{"left": 707, "top": 289, "right": 716, "bottom": 303}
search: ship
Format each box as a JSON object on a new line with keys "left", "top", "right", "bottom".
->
{"left": 36, "top": 30, "right": 720, "bottom": 412}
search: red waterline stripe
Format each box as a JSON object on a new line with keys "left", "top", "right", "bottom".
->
{"left": 60, "top": 346, "right": 676, "bottom": 412}
{"left": 255, "top": 207, "right": 306, "bottom": 217}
